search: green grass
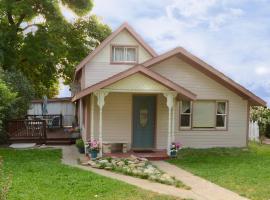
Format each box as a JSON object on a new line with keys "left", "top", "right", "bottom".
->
{"left": 168, "top": 143, "right": 270, "bottom": 200}
{"left": 0, "top": 148, "right": 180, "bottom": 200}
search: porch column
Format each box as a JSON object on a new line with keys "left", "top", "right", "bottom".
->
{"left": 94, "top": 90, "right": 109, "bottom": 157}
{"left": 79, "top": 99, "right": 83, "bottom": 130}
{"left": 172, "top": 99, "right": 176, "bottom": 142}
{"left": 90, "top": 94, "right": 94, "bottom": 141}
{"left": 163, "top": 92, "right": 177, "bottom": 156}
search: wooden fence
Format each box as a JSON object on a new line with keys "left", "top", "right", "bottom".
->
{"left": 7, "top": 119, "right": 47, "bottom": 143}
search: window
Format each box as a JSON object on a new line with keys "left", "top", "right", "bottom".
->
{"left": 179, "top": 100, "right": 228, "bottom": 130}
{"left": 216, "top": 101, "right": 227, "bottom": 128}
{"left": 180, "top": 101, "right": 192, "bottom": 128}
{"left": 193, "top": 101, "right": 215, "bottom": 128}
{"left": 112, "top": 46, "right": 137, "bottom": 63}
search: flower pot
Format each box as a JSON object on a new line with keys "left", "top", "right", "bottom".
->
{"left": 90, "top": 150, "right": 98, "bottom": 159}
{"left": 78, "top": 147, "right": 85, "bottom": 154}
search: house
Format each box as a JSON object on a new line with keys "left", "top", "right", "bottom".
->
{"left": 72, "top": 23, "right": 266, "bottom": 156}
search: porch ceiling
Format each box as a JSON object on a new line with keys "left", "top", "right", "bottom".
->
{"left": 72, "top": 65, "right": 197, "bottom": 102}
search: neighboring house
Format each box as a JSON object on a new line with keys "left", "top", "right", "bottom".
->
{"left": 28, "top": 97, "right": 75, "bottom": 127}
{"left": 72, "top": 23, "right": 266, "bottom": 155}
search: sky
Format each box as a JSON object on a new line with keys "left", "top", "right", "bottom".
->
{"left": 59, "top": 0, "right": 270, "bottom": 106}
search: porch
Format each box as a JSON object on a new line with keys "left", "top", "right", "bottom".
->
{"left": 76, "top": 68, "right": 196, "bottom": 156}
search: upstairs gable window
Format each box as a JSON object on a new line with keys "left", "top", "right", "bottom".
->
{"left": 112, "top": 46, "right": 137, "bottom": 63}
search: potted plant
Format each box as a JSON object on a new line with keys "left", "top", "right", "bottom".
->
{"left": 87, "top": 139, "right": 100, "bottom": 160}
{"left": 170, "top": 142, "right": 181, "bottom": 158}
{"left": 75, "top": 139, "right": 85, "bottom": 154}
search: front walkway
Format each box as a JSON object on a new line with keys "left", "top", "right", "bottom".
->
{"left": 61, "top": 145, "right": 249, "bottom": 200}
{"left": 153, "top": 161, "right": 248, "bottom": 200}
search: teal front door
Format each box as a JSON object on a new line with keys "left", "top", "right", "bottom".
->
{"left": 132, "top": 96, "right": 156, "bottom": 149}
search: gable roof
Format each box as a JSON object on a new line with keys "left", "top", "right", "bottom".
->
{"left": 142, "top": 47, "right": 266, "bottom": 106}
{"left": 75, "top": 22, "right": 158, "bottom": 75}
{"left": 72, "top": 65, "right": 196, "bottom": 102}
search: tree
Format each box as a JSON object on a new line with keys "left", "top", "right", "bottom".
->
{"left": 3, "top": 70, "right": 35, "bottom": 119}
{"left": 0, "top": 69, "right": 17, "bottom": 142}
{"left": 0, "top": 0, "right": 111, "bottom": 97}
{"left": 250, "top": 106, "right": 270, "bottom": 138}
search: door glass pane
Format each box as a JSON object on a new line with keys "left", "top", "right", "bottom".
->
{"left": 139, "top": 108, "right": 148, "bottom": 127}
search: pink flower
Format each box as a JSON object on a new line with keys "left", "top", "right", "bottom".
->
{"left": 87, "top": 139, "right": 100, "bottom": 151}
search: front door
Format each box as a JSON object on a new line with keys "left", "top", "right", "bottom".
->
{"left": 132, "top": 96, "right": 156, "bottom": 149}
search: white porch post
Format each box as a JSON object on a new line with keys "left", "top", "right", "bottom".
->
{"left": 79, "top": 99, "right": 83, "bottom": 130}
{"left": 90, "top": 94, "right": 94, "bottom": 141}
{"left": 172, "top": 99, "right": 176, "bottom": 142}
{"left": 94, "top": 90, "right": 108, "bottom": 157}
{"left": 163, "top": 92, "right": 177, "bottom": 156}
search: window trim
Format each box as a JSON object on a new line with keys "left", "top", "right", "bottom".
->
{"left": 179, "top": 99, "right": 229, "bottom": 131}
{"left": 111, "top": 45, "right": 138, "bottom": 64}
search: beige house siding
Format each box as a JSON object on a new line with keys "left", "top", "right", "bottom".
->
{"left": 92, "top": 93, "right": 133, "bottom": 147}
{"left": 104, "top": 73, "right": 170, "bottom": 92}
{"left": 84, "top": 30, "right": 153, "bottom": 88}
{"left": 152, "top": 56, "right": 248, "bottom": 148}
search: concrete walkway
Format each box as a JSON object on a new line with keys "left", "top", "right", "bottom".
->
{"left": 152, "top": 161, "right": 249, "bottom": 200}
{"left": 61, "top": 145, "right": 249, "bottom": 200}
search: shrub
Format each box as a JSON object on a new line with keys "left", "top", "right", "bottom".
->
{"left": 250, "top": 106, "right": 270, "bottom": 138}
{"left": 75, "top": 139, "right": 84, "bottom": 148}
{"left": 0, "top": 75, "right": 17, "bottom": 143}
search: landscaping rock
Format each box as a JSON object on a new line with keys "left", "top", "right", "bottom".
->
{"left": 83, "top": 155, "right": 183, "bottom": 188}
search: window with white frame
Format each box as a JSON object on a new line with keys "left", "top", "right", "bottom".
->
{"left": 179, "top": 100, "right": 228, "bottom": 129}
{"left": 180, "top": 100, "right": 192, "bottom": 128}
{"left": 112, "top": 46, "right": 137, "bottom": 63}
{"left": 216, "top": 101, "right": 227, "bottom": 128}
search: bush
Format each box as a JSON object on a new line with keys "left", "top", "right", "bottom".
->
{"left": 0, "top": 76, "right": 17, "bottom": 143}
{"left": 3, "top": 70, "right": 34, "bottom": 119}
{"left": 75, "top": 139, "right": 84, "bottom": 148}
{"left": 0, "top": 68, "right": 34, "bottom": 143}
{"left": 250, "top": 106, "right": 270, "bottom": 138}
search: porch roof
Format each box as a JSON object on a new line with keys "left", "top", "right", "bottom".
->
{"left": 72, "top": 65, "right": 197, "bottom": 102}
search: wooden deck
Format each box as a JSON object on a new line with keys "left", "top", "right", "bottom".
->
{"left": 7, "top": 118, "right": 78, "bottom": 145}
{"left": 46, "top": 128, "right": 76, "bottom": 145}
{"left": 9, "top": 127, "right": 76, "bottom": 145}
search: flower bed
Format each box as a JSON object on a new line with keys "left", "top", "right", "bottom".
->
{"left": 83, "top": 155, "right": 189, "bottom": 189}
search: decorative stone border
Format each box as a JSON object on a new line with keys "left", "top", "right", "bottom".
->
{"left": 81, "top": 155, "right": 190, "bottom": 189}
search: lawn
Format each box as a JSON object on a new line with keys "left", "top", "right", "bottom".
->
{"left": 0, "top": 148, "right": 179, "bottom": 200}
{"left": 168, "top": 143, "right": 270, "bottom": 200}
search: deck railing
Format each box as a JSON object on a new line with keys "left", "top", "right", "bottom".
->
{"left": 26, "top": 114, "right": 63, "bottom": 128}
{"left": 7, "top": 119, "right": 47, "bottom": 143}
